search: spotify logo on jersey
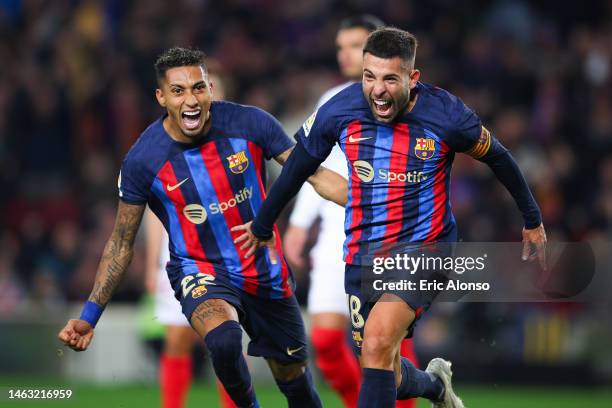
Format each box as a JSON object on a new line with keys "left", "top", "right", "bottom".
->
{"left": 183, "top": 204, "right": 208, "bottom": 224}
{"left": 352, "top": 160, "right": 427, "bottom": 184}
{"left": 353, "top": 160, "right": 375, "bottom": 182}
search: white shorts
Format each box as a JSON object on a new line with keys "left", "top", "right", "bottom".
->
{"left": 307, "top": 259, "right": 348, "bottom": 316}
{"left": 154, "top": 267, "right": 190, "bottom": 326}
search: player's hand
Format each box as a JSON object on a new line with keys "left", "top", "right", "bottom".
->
{"left": 58, "top": 319, "right": 94, "bottom": 352}
{"left": 522, "top": 223, "right": 547, "bottom": 271}
{"left": 231, "top": 221, "right": 278, "bottom": 264}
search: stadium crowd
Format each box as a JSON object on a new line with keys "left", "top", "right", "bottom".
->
{"left": 0, "top": 0, "right": 609, "bottom": 347}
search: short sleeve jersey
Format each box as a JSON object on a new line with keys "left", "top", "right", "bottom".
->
{"left": 119, "top": 101, "right": 295, "bottom": 298}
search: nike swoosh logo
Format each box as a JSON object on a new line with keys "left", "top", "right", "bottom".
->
{"left": 286, "top": 346, "right": 304, "bottom": 356}
{"left": 167, "top": 178, "right": 189, "bottom": 191}
{"left": 348, "top": 135, "right": 372, "bottom": 143}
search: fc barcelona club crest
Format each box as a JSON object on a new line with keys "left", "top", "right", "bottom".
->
{"left": 415, "top": 138, "right": 436, "bottom": 160}
{"left": 191, "top": 285, "right": 207, "bottom": 299}
{"left": 226, "top": 151, "right": 249, "bottom": 174}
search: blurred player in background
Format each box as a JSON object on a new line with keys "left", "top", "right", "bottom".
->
{"left": 144, "top": 68, "right": 235, "bottom": 408}
{"left": 236, "top": 27, "right": 547, "bottom": 408}
{"left": 283, "top": 15, "right": 417, "bottom": 408}
{"left": 58, "top": 47, "right": 348, "bottom": 408}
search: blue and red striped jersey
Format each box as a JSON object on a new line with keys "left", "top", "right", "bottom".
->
{"left": 296, "top": 82, "right": 486, "bottom": 265}
{"left": 118, "top": 101, "right": 295, "bottom": 299}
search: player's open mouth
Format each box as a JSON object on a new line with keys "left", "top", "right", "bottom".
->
{"left": 373, "top": 99, "right": 393, "bottom": 118}
{"left": 181, "top": 110, "right": 202, "bottom": 130}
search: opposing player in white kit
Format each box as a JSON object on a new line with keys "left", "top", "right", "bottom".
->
{"left": 145, "top": 72, "right": 236, "bottom": 408}
{"left": 283, "top": 16, "right": 418, "bottom": 408}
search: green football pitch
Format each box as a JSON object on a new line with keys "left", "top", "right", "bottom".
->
{"left": 1, "top": 379, "right": 611, "bottom": 408}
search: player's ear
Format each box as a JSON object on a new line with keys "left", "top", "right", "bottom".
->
{"left": 155, "top": 88, "right": 166, "bottom": 107}
{"left": 409, "top": 69, "right": 420, "bottom": 89}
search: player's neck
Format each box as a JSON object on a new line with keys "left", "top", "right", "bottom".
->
{"left": 407, "top": 92, "right": 419, "bottom": 113}
{"left": 394, "top": 93, "right": 419, "bottom": 120}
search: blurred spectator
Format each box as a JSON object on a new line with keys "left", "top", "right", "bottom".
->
{"left": 0, "top": 234, "right": 26, "bottom": 315}
{"left": 0, "top": 1, "right": 609, "bottom": 391}
{"left": 0, "top": 0, "right": 608, "bottom": 336}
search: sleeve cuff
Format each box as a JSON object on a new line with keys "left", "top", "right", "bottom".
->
{"left": 251, "top": 219, "right": 274, "bottom": 240}
{"left": 524, "top": 213, "right": 542, "bottom": 229}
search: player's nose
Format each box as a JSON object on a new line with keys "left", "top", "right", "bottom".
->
{"left": 372, "top": 81, "right": 387, "bottom": 97}
{"left": 185, "top": 91, "right": 198, "bottom": 106}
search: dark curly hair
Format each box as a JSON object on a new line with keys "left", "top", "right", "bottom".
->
{"left": 154, "top": 47, "right": 208, "bottom": 82}
{"left": 363, "top": 27, "right": 418, "bottom": 68}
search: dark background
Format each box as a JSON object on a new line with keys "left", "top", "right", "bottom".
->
{"left": 0, "top": 0, "right": 610, "bottom": 386}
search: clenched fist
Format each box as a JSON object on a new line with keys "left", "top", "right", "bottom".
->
{"left": 58, "top": 319, "right": 94, "bottom": 352}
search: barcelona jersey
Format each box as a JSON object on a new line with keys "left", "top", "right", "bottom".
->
{"left": 297, "top": 82, "right": 489, "bottom": 265}
{"left": 119, "top": 101, "right": 294, "bottom": 299}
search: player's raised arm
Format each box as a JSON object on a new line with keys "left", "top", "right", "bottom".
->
{"left": 231, "top": 99, "right": 341, "bottom": 259}
{"left": 231, "top": 140, "right": 328, "bottom": 260}
{"left": 57, "top": 200, "right": 145, "bottom": 351}
{"left": 464, "top": 125, "right": 547, "bottom": 269}
{"left": 274, "top": 147, "right": 347, "bottom": 207}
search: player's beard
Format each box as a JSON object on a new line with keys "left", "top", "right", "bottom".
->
{"left": 368, "top": 88, "right": 411, "bottom": 123}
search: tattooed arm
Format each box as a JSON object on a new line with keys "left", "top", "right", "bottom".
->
{"left": 89, "top": 201, "right": 146, "bottom": 305}
{"left": 58, "top": 200, "right": 145, "bottom": 351}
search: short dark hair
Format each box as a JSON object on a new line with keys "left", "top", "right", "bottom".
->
{"left": 339, "top": 14, "right": 385, "bottom": 33}
{"left": 154, "top": 47, "right": 208, "bottom": 82}
{"left": 363, "top": 27, "right": 418, "bottom": 68}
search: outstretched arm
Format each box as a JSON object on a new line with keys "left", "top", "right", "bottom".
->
{"left": 232, "top": 142, "right": 326, "bottom": 260}
{"left": 274, "top": 147, "right": 347, "bottom": 207}
{"left": 89, "top": 201, "right": 146, "bottom": 305}
{"left": 481, "top": 150, "right": 547, "bottom": 269}
{"left": 58, "top": 200, "right": 145, "bottom": 351}
{"left": 469, "top": 127, "right": 547, "bottom": 269}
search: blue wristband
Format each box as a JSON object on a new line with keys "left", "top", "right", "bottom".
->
{"left": 80, "top": 301, "right": 104, "bottom": 327}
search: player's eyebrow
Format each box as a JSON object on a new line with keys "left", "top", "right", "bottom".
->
{"left": 383, "top": 73, "right": 401, "bottom": 80}
{"left": 363, "top": 69, "right": 401, "bottom": 81}
{"left": 170, "top": 80, "right": 206, "bottom": 88}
